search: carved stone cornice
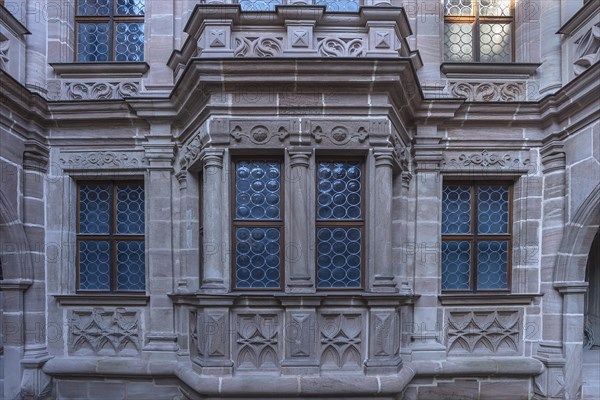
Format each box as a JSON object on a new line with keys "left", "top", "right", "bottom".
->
{"left": 59, "top": 150, "right": 147, "bottom": 170}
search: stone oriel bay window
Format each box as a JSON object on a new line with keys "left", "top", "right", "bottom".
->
{"left": 77, "top": 181, "right": 145, "bottom": 292}
{"left": 441, "top": 181, "right": 512, "bottom": 292}
{"left": 444, "top": 0, "right": 514, "bottom": 62}
{"left": 75, "top": 0, "right": 145, "bottom": 62}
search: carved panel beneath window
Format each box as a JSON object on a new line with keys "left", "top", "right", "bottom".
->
{"left": 449, "top": 81, "right": 526, "bottom": 101}
{"left": 446, "top": 309, "right": 522, "bottom": 355}
{"left": 319, "top": 312, "right": 364, "bottom": 370}
{"left": 68, "top": 308, "right": 141, "bottom": 356}
{"left": 234, "top": 312, "right": 282, "bottom": 371}
{"left": 62, "top": 81, "right": 140, "bottom": 100}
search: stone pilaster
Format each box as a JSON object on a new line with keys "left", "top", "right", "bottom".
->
{"left": 200, "top": 149, "right": 227, "bottom": 292}
{"left": 371, "top": 149, "right": 397, "bottom": 293}
{"left": 538, "top": 0, "right": 562, "bottom": 96}
{"left": 175, "top": 170, "right": 200, "bottom": 293}
{"left": 280, "top": 298, "right": 320, "bottom": 375}
{"left": 533, "top": 342, "right": 567, "bottom": 400}
{"left": 364, "top": 298, "right": 402, "bottom": 375}
{"left": 286, "top": 148, "right": 314, "bottom": 293}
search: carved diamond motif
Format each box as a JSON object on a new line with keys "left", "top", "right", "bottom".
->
{"left": 209, "top": 29, "right": 226, "bottom": 48}
{"left": 292, "top": 30, "right": 309, "bottom": 47}
{"left": 375, "top": 32, "right": 391, "bottom": 49}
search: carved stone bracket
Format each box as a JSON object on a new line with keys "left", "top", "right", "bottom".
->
{"left": 59, "top": 150, "right": 147, "bottom": 170}
{"left": 442, "top": 149, "right": 530, "bottom": 172}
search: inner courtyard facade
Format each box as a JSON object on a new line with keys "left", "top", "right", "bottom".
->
{"left": 0, "top": 0, "right": 599, "bottom": 399}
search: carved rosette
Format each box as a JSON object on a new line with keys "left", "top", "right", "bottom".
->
{"left": 59, "top": 151, "right": 147, "bottom": 170}
{"left": 442, "top": 150, "right": 530, "bottom": 171}
{"left": 68, "top": 308, "right": 141, "bottom": 356}
{"left": 446, "top": 309, "right": 522, "bottom": 355}
{"left": 450, "top": 81, "right": 526, "bottom": 101}
{"left": 63, "top": 81, "right": 140, "bottom": 100}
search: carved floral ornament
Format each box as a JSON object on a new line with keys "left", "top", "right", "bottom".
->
{"left": 230, "top": 125, "right": 290, "bottom": 144}
{"left": 442, "top": 150, "right": 530, "bottom": 171}
{"left": 63, "top": 81, "right": 140, "bottom": 100}
{"left": 450, "top": 81, "right": 525, "bottom": 102}
{"left": 59, "top": 151, "right": 147, "bottom": 170}
{"left": 574, "top": 22, "right": 600, "bottom": 76}
{"left": 311, "top": 125, "right": 369, "bottom": 145}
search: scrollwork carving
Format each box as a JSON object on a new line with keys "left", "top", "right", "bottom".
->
{"left": 234, "top": 36, "right": 283, "bottom": 57}
{"left": 311, "top": 125, "right": 369, "bottom": 145}
{"left": 59, "top": 151, "right": 147, "bottom": 169}
{"left": 450, "top": 81, "right": 525, "bottom": 101}
{"left": 230, "top": 124, "right": 289, "bottom": 144}
{"left": 63, "top": 81, "right": 140, "bottom": 100}
{"left": 442, "top": 150, "right": 529, "bottom": 170}
{"left": 317, "top": 37, "right": 365, "bottom": 57}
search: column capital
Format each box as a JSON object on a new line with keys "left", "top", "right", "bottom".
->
{"left": 201, "top": 148, "right": 225, "bottom": 169}
{"left": 373, "top": 148, "right": 395, "bottom": 168}
{"left": 288, "top": 148, "right": 312, "bottom": 168}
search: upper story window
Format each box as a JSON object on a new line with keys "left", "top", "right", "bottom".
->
{"left": 76, "top": 0, "right": 145, "bottom": 62}
{"left": 77, "top": 181, "right": 145, "bottom": 292}
{"left": 233, "top": 160, "right": 283, "bottom": 289}
{"left": 444, "top": 0, "right": 513, "bottom": 62}
{"left": 316, "top": 160, "right": 364, "bottom": 289}
{"left": 441, "top": 182, "right": 512, "bottom": 292}
{"left": 238, "top": 0, "right": 359, "bottom": 12}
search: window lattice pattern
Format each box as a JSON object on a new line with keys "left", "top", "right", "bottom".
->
{"left": 80, "top": 184, "right": 111, "bottom": 234}
{"left": 315, "top": 0, "right": 360, "bottom": 12}
{"left": 78, "top": 0, "right": 111, "bottom": 16}
{"left": 238, "top": 0, "right": 282, "bottom": 11}
{"left": 317, "top": 161, "right": 362, "bottom": 220}
{"left": 317, "top": 228, "right": 361, "bottom": 288}
{"left": 444, "top": 23, "right": 474, "bottom": 62}
{"left": 477, "top": 241, "right": 508, "bottom": 289}
{"left": 115, "top": 23, "right": 144, "bottom": 61}
{"left": 479, "top": 23, "right": 511, "bottom": 63}
{"left": 477, "top": 185, "right": 509, "bottom": 234}
{"left": 238, "top": 0, "right": 359, "bottom": 12}
{"left": 116, "top": 184, "right": 145, "bottom": 234}
{"left": 442, "top": 241, "right": 471, "bottom": 290}
{"left": 117, "top": 241, "right": 145, "bottom": 291}
{"left": 116, "top": 0, "right": 145, "bottom": 15}
{"left": 479, "top": 0, "right": 511, "bottom": 16}
{"left": 442, "top": 186, "right": 471, "bottom": 234}
{"left": 445, "top": 0, "right": 473, "bottom": 16}
{"left": 79, "top": 241, "right": 111, "bottom": 290}
{"left": 236, "top": 161, "right": 281, "bottom": 220}
{"left": 77, "top": 23, "right": 110, "bottom": 62}
{"left": 235, "top": 228, "right": 281, "bottom": 288}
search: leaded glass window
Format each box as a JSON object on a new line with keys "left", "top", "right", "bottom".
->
{"left": 76, "top": 0, "right": 144, "bottom": 62}
{"left": 444, "top": 0, "right": 513, "bottom": 63}
{"left": 77, "top": 181, "right": 145, "bottom": 291}
{"left": 316, "top": 160, "right": 363, "bottom": 288}
{"left": 233, "top": 160, "right": 283, "bottom": 289}
{"left": 442, "top": 183, "right": 511, "bottom": 291}
{"left": 238, "top": 0, "right": 359, "bottom": 12}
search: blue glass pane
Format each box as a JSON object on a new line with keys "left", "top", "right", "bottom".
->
{"left": 442, "top": 240, "right": 471, "bottom": 290}
{"left": 117, "top": 241, "right": 145, "bottom": 291}
{"left": 115, "top": 23, "right": 144, "bottom": 62}
{"left": 116, "top": 184, "right": 144, "bottom": 234}
{"left": 79, "top": 183, "right": 111, "bottom": 234}
{"left": 116, "top": 0, "right": 145, "bottom": 15}
{"left": 238, "top": 0, "right": 282, "bottom": 11}
{"left": 236, "top": 161, "right": 280, "bottom": 220}
{"left": 442, "top": 185, "right": 471, "bottom": 234}
{"left": 79, "top": 241, "right": 111, "bottom": 290}
{"left": 477, "top": 240, "right": 508, "bottom": 289}
{"left": 317, "top": 161, "right": 362, "bottom": 220}
{"left": 77, "top": 0, "right": 110, "bottom": 16}
{"left": 235, "top": 227, "right": 280, "bottom": 288}
{"left": 317, "top": 227, "right": 361, "bottom": 288}
{"left": 316, "top": 0, "right": 360, "bottom": 12}
{"left": 478, "top": 186, "right": 509, "bottom": 234}
{"left": 77, "top": 23, "right": 110, "bottom": 62}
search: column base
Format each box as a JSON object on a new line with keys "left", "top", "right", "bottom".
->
{"left": 410, "top": 333, "right": 446, "bottom": 361}
{"left": 143, "top": 334, "right": 178, "bottom": 352}
{"left": 192, "top": 359, "right": 234, "bottom": 376}
{"left": 372, "top": 276, "right": 398, "bottom": 293}
{"left": 287, "top": 276, "right": 314, "bottom": 293}
{"left": 364, "top": 357, "right": 403, "bottom": 376}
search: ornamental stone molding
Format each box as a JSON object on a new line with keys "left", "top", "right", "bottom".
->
{"left": 234, "top": 35, "right": 284, "bottom": 57}
{"left": 446, "top": 309, "right": 522, "bottom": 356}
{"left": 230, "top": 123, "right": 290, "bottom": 145}
{"left": 449, "top": 81, "right": 526, "bottom": 101}
{"left": 319, "top": 312, "right": 364, "bottom": 370}
{"left": 61, "top": 81, "right": 140, "bottom": 100}
{"left": 317, "top": 36, "right": 366, "bottom": 57}
{"left": 441, "top": 149, "right": 530, "bottom": 171}
{"left": 59, "top": 151, "right": 147, "bottom": 170}
{"left": 68, "top": 308, "right": 141, "bottom": 356}
{"left": 234, "top": 312, "right": 282, "bottom": 371}
{"left": 574, "top": 22, "right": 600, "bottom": 76}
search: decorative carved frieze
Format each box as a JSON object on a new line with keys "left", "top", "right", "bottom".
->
{"left": 446, "top": 309, "right": 521, "bottom": 355}
{"left": 234, "top": 36, "right": 284, "bottom": 57}
{"left": 230, "top": 124, "right": 290, "bottom": 144}
{"left": 442, "top": 150, "right": 530, "bottom": 171}
{"left": 307, "top": 121, "right": 370, "bottom": 146}
{"left": 59, "top": 151, "right": 147, "bottom": 170}
{"left": 234, "top": 313, "right": 281, "bottom": 371}
{"left": 574, "top": 22, "right": 600, "bottom": 76}
{"left": 0, "top": 37, "right": 9, "bottom": 70}
{"left": 450, "top": 81, "right": 525, "bottom": 101}
{"left": 317, "top": 36, "right": 366, "bottom": 57}
{"left": 68, "top": 308, "right": 141, "bottom": 356}
{"left": 63, "top": 81, "right": 140, "bottom": 100}
{"left": 319, "top": 313, "right": 364, "bottom": 370}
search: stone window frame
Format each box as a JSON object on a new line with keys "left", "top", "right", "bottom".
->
{"left": 315, "top": 156, "right": 366, "bottom": 290}
{"left": 441, "top": 179, "right": 514, "bottom": 293}
{"left": 443, "top": 0, "right": 515, "bottom": 63}
{"left": 74, "top": 0, "right": 145, "bottom": 62}
{"left": 76, "top": 179, "right": 146, "bottom": 293}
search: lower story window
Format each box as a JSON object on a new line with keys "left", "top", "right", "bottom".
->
{"left": 441, "top": 182, "right": 512, "bottom": 291}
{"left": 77, "top": 181, "right": 145, "bottom": 292}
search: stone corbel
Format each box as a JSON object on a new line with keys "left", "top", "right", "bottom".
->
{"left": 540, "top": 140, "right": 566, "bottom": 174}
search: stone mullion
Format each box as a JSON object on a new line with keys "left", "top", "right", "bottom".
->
{"left": 200, "top": 149, "right": 227, "bottom": 292}
{"left": 371, "top": 149, "right": 397, "bottom": 293}
{"left": 286, "top": 149, "right": 314, "bottom": 293}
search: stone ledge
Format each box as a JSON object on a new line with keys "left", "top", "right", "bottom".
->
{"left": 438, "top": 293, "right": 541, "bottom": 306}
{"left": 50, "top": 62, "right": 149, "bottom": 78}
{"left": 0, "top": 4, "right": 30, "bottom": 36}
{"left": 54, "top": 294, "right": 150, "bottom": 306}
{"left": 440, "top": 63, "right": 541, "bottom": 79}
{"left": 413, "top": 357, "right": 544, "bottom": 377}
{"left": 558, "top": 0, "right": 600, "bottom": 35}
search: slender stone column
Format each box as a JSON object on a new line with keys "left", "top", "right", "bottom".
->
{"left": 538, "top": 0, "right": 562, "bottom": 96}
{"left": 371, "top": 149, "right": 397, "bottom": 292}
{"left": 200, "top": 149, "right": 226, "bottom": 292}
{"left": 286, "top": 148, "right": 314, "bottom": 292}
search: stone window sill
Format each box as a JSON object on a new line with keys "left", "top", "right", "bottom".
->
{"left": 50, "top": 62, "right": 149, "bottom": 78}
{"left": 441, "top": 63, "right": 541, "bottom": 79}
{"left": 54, "top": 294, "right": 149, "bottom": 306}
{"left": 438, "top": 293, "right": 542, "bottom": 306}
